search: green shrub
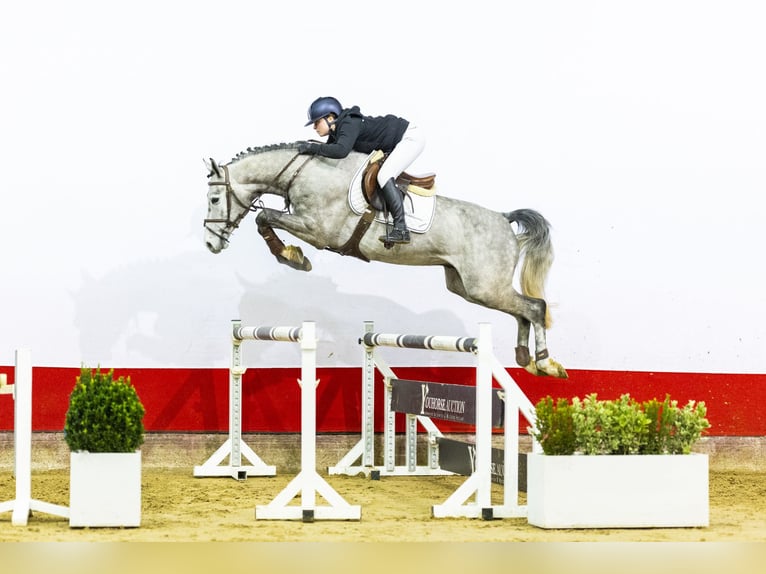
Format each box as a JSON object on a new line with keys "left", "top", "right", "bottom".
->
{"left": 571, "top": 393, "right": 608, "bottom": 455}
{"left": 64, "top": 366, "right": 145, "bottom": 453}
{"left": 641, "top": 396, "right": 674, "bottom": 454}
{"left": 601, "top": 394, "right": 650, "bottom": 454}
{"left": 530, "top": 393, "right": 710, "bottom": 455}
{"left": 665, "top": 399, "right": 711, "bottom": 454}
{"left": 531, "top": 396, "right": 577, "bottom": 455}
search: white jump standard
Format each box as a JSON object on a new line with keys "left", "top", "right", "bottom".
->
{"left": 330, "top": 321, "right": 538, "bottom": 519}
{"left": 238, "top": 321, "right": 360, "bottom": 521}
{"left": 194, "top": 322, "right": 279, "bottom": 479}
{"left": 0, "top": 350, "right": 69, "bottom": 526}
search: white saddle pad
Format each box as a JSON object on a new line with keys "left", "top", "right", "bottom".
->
{"left": 347, "top": 153, "right": 436, "bottom": 234}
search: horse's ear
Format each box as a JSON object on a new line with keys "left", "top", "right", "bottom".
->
{"left": 203, "top": 157, "right": 221, "bottom": 177}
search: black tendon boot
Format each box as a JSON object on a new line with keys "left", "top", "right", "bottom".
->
{"left": 378, "top": 178, "right": 410, "bottom": 246}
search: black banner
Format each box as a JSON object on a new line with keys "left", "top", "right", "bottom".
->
{"left": 390, "top": 379, "right": 504, "bottom": 427}
{"left": 437, "top": 437, "right": 527, "bottom": 491}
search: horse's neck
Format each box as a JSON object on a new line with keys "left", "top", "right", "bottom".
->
{"left": 232, "top": 149, "right": 364, "bottom": 200}
{"left": 231, "top": 152, "right": 293, "bottom": 198}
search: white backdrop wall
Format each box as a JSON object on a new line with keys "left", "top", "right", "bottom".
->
{"left": 2, "top": 1, "right": 764, "bottom": 373}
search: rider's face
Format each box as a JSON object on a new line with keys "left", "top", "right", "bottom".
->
{"left": 313, "top": 116, "right": 333, "bottom": 137}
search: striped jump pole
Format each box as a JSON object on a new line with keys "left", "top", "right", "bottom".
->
{"left": 360, "top": 332, "right": 478, "bottom": 353}
{"left": 0, "top": 349, "right": 69, "bottom": 525}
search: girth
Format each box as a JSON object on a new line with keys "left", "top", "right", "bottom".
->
{"left": 327, "top": 208, "right": 376, "bottom": 262}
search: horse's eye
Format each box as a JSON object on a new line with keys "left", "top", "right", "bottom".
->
{"left": 211, "top": 197, "right": 220, "bottom": 205}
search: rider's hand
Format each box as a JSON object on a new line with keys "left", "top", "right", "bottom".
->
{"left": 297, "top": 142, "right": 320, "bottom": 155}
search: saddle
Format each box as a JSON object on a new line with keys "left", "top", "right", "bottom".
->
{"left": 362, "top": 150, "right": 436, "bottom": 211}
{"left": 328, "top": 151, "right": 437, "bottom": 262}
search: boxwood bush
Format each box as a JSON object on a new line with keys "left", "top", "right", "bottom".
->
{"left": 530, "top": 393, "right": 710, "bottom": 455}
{"left": 64, "top": 366, "right": 145, "bottom": 453}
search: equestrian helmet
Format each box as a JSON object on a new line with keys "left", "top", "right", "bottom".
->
{"left": 305, "top": 96, "right": 342, "bottom": 126}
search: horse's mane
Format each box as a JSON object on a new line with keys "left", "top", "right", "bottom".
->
{"left": 228, "top": 141, "right": 302, "bottom": 164}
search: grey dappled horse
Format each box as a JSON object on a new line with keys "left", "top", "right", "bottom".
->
{"left": 203, "top": 142, "right": 567, "bottom": 378}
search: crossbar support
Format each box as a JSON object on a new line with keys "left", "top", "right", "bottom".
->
{"left": 253, "top": 321, "right": 361, "bottom": 521}
{"left": 194, "top": 320, "right": 277, "bottom": 480}
{"left": 329, "top": 322, "right": 536, "bottom": 519}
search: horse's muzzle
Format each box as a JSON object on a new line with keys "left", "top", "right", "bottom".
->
{"left": 206, "top": 241, "right": 226, "bottom": 254}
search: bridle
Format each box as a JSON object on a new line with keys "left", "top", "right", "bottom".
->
{"left": 203, "top": 152, "right": 314, "bottom": 245}
{"left": 203, "top": 164, "right": 255, "bottom": 244}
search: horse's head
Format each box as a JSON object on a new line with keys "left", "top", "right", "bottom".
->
{"left": 203, "top": 157, "right": 255, "bottom": 253}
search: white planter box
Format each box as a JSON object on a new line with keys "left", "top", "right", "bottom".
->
{"left": 527, "top": 452, "right": 709, "bottom": 529}
{"left": 69, "top": 451, "right": 142, "bottom": 528}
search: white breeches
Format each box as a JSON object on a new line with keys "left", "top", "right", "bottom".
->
{"left": 377, "top": 124, "right": 426, "bottom": 186}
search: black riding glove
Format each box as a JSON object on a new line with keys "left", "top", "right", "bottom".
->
{"left": 297, "top": 142, "right": 320, "bottom": 155}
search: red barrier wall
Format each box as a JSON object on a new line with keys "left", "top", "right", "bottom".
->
{"left": 1, "top": 366, "right": 764, "bottom": 436}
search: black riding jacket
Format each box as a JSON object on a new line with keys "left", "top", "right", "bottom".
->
{"left": 313, "top": 106, "right": 409, "bottom": 159}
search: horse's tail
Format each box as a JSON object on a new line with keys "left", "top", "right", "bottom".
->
{"left": 504, "top": 208, "right": 554, "bottom": 328}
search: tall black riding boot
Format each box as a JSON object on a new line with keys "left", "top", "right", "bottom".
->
{"left": 377, "top": 178, "right": 410, "bottom": 245}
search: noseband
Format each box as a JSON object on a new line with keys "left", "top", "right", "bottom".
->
{"left": 203, "top": 153, "right": 313, "bottom": 245}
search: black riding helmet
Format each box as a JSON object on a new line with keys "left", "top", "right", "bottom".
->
{"left": 305, "top": 96, "right": 342, "bottom": 126}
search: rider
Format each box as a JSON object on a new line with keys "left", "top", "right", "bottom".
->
{"left": 297, "top": 96, "right": 425, "bottom": 245}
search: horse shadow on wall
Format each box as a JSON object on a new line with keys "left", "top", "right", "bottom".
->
{"left": 71, "top": 251, "right": 467, "bottom": 368}
{"left": 72, "top": 251, "right": 239, "bottom": 366}
{"left": 236, "top": 271, "right": 468, "bottom": 367}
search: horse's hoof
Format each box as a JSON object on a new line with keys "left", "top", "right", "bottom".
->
{"left": 524, "top": 360, "right": 548, "bottom": 377}
{"left": 276, "top": 255, "right": 312, "bottom": 272}
{"left": 278, "top": 246, "right": 312, "bottom": 272}
{"left": 537, "top": 358, "right": 569, "bottom": 379}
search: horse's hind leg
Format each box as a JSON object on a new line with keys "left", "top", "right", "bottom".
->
{"left": 444, "top": 266, "right": 567, "bottom": 378}
{"left": 514, "top": 316, "right": 533, "bottom": 368}
{"left": 512, "top": 295, "right": 550, "bottom": 374}
{"left": 512, "top": 298, "right": 567, "bottom": 378}
{"left": 445, "top": 265, "right": 538, "bottom": 365}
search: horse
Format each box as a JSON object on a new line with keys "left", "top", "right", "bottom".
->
{"left": 203, "top": 142, "right": 567, "bottom": 378}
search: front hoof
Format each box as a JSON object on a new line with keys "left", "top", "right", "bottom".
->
{"left": 278, "top": 245, "right": 312, "bottom": 272}
{"left": 277, "top": 255, "right": 312, "bottom": 272}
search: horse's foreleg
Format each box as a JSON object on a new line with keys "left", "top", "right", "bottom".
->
{"left": 256, "top": 211, "right": 311, "bottom": 272}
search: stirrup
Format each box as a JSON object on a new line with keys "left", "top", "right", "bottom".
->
{"left": 379, "top": 227, "right": 410, "bottom": 248}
